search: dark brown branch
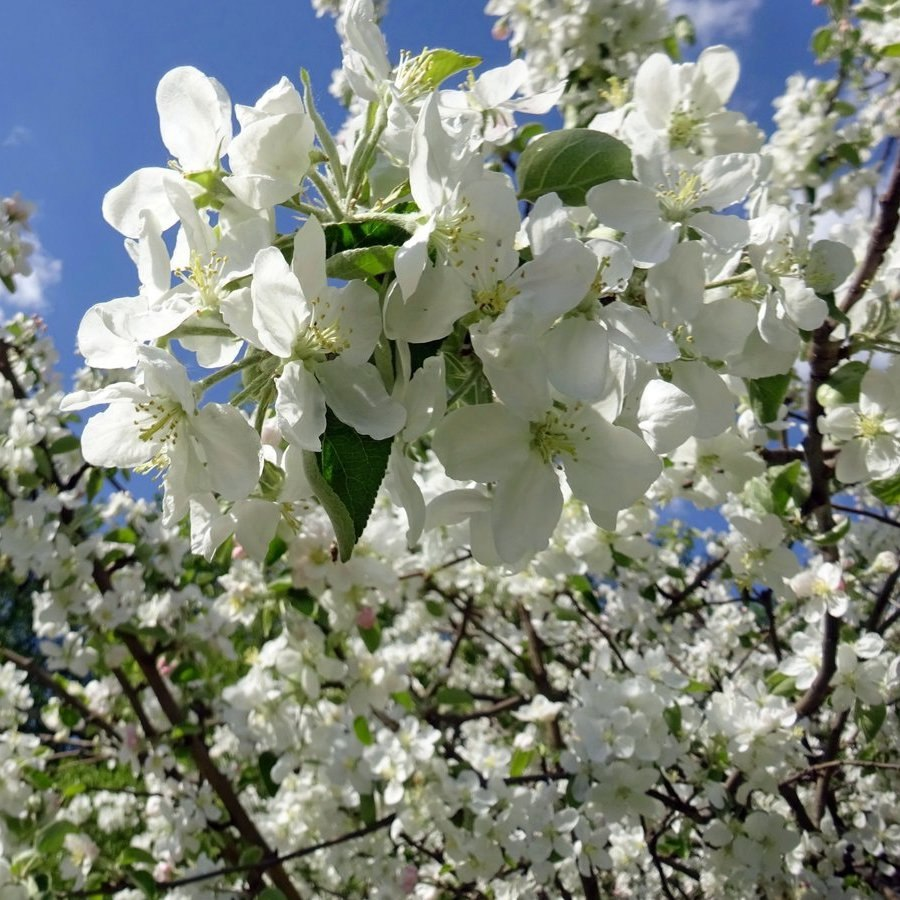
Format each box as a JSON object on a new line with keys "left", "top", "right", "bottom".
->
{"left": 831, "top": 502, "right": 900, "bottom": 529}
{"left": 657, "top": 557, "right": 726, "bottom": 620}
{"left": 794, "top": 614, "right": 840, "bottom": 719}
{"left": 517, "top": 603, "right": 564, "bottom": 751}
{"left": 111, "top": 666, "right": 159, "bottom": 741}
{"left": 781, "top": 757, "right": 900, "bottom": 786}
{"left": 840, "top": 148, "right": 900, "bottom": 314}
{"left": 0, "top": 646, "right": 120, "bottom": 743}
{"left": 159, "top": 813, "right": 396, "bottom": 892}
{"left": 118, "top": 630, "right": 302, "bottom": 900}
{"left": 865, "top": 559, "right": 900, "bottom": 633}
{"left": 779, "top": 783, "right": 818, "bottom": 833}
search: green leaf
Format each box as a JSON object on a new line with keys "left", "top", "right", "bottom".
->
{"left": 506, "top": 122, "right": 545, "bottom": 154}
{"left": 49, "top": 434, "right": 82, "bottom": 455}
{"left": 811, "top": 26, "right": 833, "bottom": 56}
{"left": 259, "top": 751, "right": 279, "bottom": 798}
{"left": 770, "top": 461, "right": 806, "bottom": 515}
{"left": 517, "top": 129, "right": 633, "bottom": 205}
{"left": 414, "top": 48, "right": 481, "bottom": 91}
{"left": 353, "top": 715, "right": 375, "bottom": 746}
{"left": 86, "top": 467, "right": 105, "bottom": 501}
{"left": 767, "top": 671, "right": 797, "bottom": 697}
{"left": 812, "top": 516, "right": 851, "bottom": 546}
{"left": 663, "top": 704, "right": 683, "bottom": 738}
{"left": 392, "top": 690, "right": 416, "bottom": 712}
{"left": 239, "top": 845, "right": 265, "bottom": 866}
{"left": 358, "top": 622, "right": 382, "bottom": 653}
{"left": 59, "top": 705, "right": 82, "bottom": 729}
{"left": 128, "top": 868, "right": 159, "bottom": 897}
{"left": 509, "top": 748, "right": 535, "bottom": 778}
{"left": 117, "top": 847, "right": 157, "bottom": 868}
{"left": 264, "top": 535, "right": 288, "bottom": 567}
{"left": 323, "top": 216, "right": 412, "bottom": 257}
{"left": 435, "top": 687, "right": 474, "bottom": 707}
{"left": 25, "top": 768, "right": 54, "bottom": 790}
{"left": 325, "top": 245, "right": 397, "bottom": 281}
{"left": 870, "top": 472, "right": 900, "bottom": 505}
{"left": 105, "top": 526, "right": 138, "bottom": 544}
{"left": 855, "top": 702, "right": 886, "bottom": 743}
{"left": 833, "top": 142, "right": 862, "bottom": 168}
{"left": 819, "top": 360, "right": 867, "bottom": 406}
{"left": 171, "top": 661, "right": 201, "bottom": 684}
{"left": 880, "top": 42, "right": 900, "bottom": 58}
{"left": 36, "top": 820, "right": 80, "bottom": 854}
{"left": 258, "top": 890, "right": 288, "bottom": 900}
{"left": 359, "top": 792, "right": 377, "bottom": 827}
{"left": 442, "top": 326, "right": 493, "bottom": 407}
{"left": 306, "top": 411, "right": 393, "bottom": 561}
{"left": 746, "top": 373, "right": 791, "bottom": 425}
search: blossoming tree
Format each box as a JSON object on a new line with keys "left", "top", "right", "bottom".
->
{"left": 2, "top": 0, "right": 900, "bottom": 896}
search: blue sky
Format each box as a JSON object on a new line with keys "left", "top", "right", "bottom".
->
{"left": 2, "top": 0, "right": 827, "bottom": 377}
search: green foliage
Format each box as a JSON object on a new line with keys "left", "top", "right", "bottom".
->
{"left": 746, "top": 373, "right": 791, "bottom": 425}
{"left": 303, "top": 412, "right": 393, "bottom": 561}
{"left": 517, "top": 128, "right": 633, "bottom": 205}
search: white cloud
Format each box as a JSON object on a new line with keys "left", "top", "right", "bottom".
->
{"left": 1, "top": 236, "right": 62, "bottom": 310}
{"left": 2, "top": 125, "right": 32, "bottom": 148}
{"left": 669, "top": 0, "right": 763, "bottom": 44}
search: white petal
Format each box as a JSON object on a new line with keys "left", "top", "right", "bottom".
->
{"left": 546, "top": 318, "right": 609, "bottom": 400}
{"left": 696, "top": 46, "right": 740, "bottom": 107}
{"left": 291, "top": 215, "right": 327, "bottom": 302}
{"left": 102, "top": 167, "right": 183, "bottom": 238}
{"left": 670, "top": 361, "right": 735, "bottom": 439}
{"left": 383, "top": 262, "right": 471, "bottom": 343}
{"left": 385, "top": 444, "right": 426, "bottom": 547}
{"left": 602, "top": 300, "right": 679, "bottom": 362}
{"left": 587, "top": 180, "right": 660, "bottom": 233}
{"left": 251, "top": 246, "right": 307, "bottom": 357}
{"left": 432, "top": 403, "right": 531, "bottom": 483}
{"left": 637, "top": 379, "right": 698, "bottom": 453}
{"left": 232, "top": 499, "right": 281, "bottom": 560}
{"left": 317, "top": 359, "right": 407, "bottom": 440}
{"left": 81, "top": 404, "right": 155, "bottom": 468}
{"left": 193, "top": 404, "right": 262, "bottom": 501}
{"left": 493, "top": 455, "right": 562, "bottom": 563}
{"left": 156, "top": 66, "right": 231, "bottom": 172}
{"left": 564, "top": 413, "right": 660, "bottom": 513}
{"left": 276, "top": 361, "right": 327, "bottom": 451}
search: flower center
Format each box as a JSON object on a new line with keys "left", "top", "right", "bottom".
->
{"left": 473, "top": 279, "right": 520, "bottom": 317}
{"left": 857, "top": 412, "right": 886, "bottom": 441}
{"left": 135, "top": 398, "right": 184, "bottom": 444}
{"left": 291, "top": 319, "right": 348, "bottom": 363}
{"left": 668, "top": 106, "right": 703, "bottom": 150}
{"left": 176, "top": 251, "right": 228, "bottom": 310}
{"left": 530, "top": 411, "right": 582, "bottom": 466}
{"left": 657, "top": 171, "right": 704, "bottom": 222}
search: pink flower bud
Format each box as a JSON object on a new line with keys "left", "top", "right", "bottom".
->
{"left": 356, "top": 606, "right": 377, "bottom": 630}
{"left": 400, "top": 864, "right": 418, "bottom": 894}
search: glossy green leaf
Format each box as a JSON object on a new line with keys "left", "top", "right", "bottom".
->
{"left": 36, "top": 820, "right": 80, "bottom": 854}
{"left": 746, "top": 373, "right": 791, "bottom": 425}
{"left": 325, "top": 245, "right": 397, "bottom": 281}
{"left": 353, "top": 715, "right": 375, "bottom": 746}
{"left": 855, "top": 702, "right": 886, "bottom": 743}
{"left": 306, "top": 412, "right": 393, "bottom": 561}
{"left": 517, "top": 129, "right": 633, "bottom": 205}
{"left": 869, "top": 472, "right": 900, "bottom": 506}
{"left": 435, "top": 687, "right": 474, "bottom": 707}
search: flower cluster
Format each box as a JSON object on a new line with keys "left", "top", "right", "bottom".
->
{"left": 2, "top": 0, "right": 900, "bottom": 896}
{"left": 0, "top": 195, "right": 35, "bottom": 293}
